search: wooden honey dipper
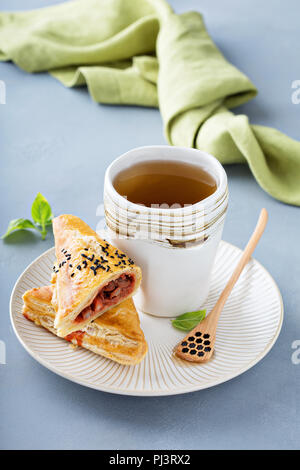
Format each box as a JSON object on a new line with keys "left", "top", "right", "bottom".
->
{"left": 175, "top": 208, "right": 268, "bottom": 363}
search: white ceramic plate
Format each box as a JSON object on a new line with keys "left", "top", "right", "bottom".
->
{"left": 10, "top": 241, "right": 283, "bottom": 396}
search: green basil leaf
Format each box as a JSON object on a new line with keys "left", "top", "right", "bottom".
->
{"left": 31, "top": 193, "right": 53, "bottom": 227}
{"left": 172, "top": 309, "right": 206, "bottom": 331}
{"left": 1, "top": 218, "right": 37, "bottom": 239}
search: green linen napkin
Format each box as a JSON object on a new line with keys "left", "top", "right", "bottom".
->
{"left": 1, "top": 0, "right": 299, "bottom": 205}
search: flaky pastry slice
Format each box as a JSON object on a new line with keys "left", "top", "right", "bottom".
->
{"left": 22, "top": 286, "right": 147, "bottom": 366}
{"left": 52, "top": 214, "right": 141, "bottom": 337}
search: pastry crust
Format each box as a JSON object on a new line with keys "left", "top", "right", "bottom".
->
{"left": 52, "top": 215, "right": 142, "bottom": 337}
{"left": 23, "top": 286, "right": 147, "bottom": 366}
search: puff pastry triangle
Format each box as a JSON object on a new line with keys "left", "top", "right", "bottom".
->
{"left": 23, "top": 285, "right": 147, "bottom": 365}
{"left": 52, "top": 215, "right": 142, "bottom": 337}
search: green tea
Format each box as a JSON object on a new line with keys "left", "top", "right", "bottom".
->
{"left": 113, "top": 160, "right": 217, "bottom": 207}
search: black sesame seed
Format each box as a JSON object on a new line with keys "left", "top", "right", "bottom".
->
{"left": 77, "top": 265, "right": 81, "bottom": 270}
{"left": 69, "top": 264, "right": 73, "bottom": 268}
{"left": 81, "top": 253, "right": 88, "bottom": 259}
{"left": 70, "top": 273, "right": 75, "bottom": 278}
{"left": 87, "top": 255, "right": 94, "bottom": 262}
{"left": 182, "top": 348, "right": 189, "bottom": 353}
{"left": 84, "top": 248, "right": 89, "bottom": 251}
{"left": 106, "top": 266, "right": 110, "bottom": 272}
{"left": 59, "top": 263, "right": 62, "bottom": 268}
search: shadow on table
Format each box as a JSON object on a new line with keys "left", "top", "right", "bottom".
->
{"left": 2, "top": 229, "right": 54, "bottom": 246}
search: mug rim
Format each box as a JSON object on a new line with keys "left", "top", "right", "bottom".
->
{"left": 104, "top": 145, "right": 228, "bottom": 214}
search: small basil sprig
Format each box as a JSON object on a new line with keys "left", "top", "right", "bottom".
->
{"left": 2, "top": 193, "right": 53, "bottom": 240}
{"left": 31, "top": 193, "right": 54, "bottom": 239}
{"left": 172, "top": 309, "right": 206, "bottom": 331}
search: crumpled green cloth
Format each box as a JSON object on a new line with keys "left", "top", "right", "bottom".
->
{"left": 1, "top": 0, "right": 299, "bottom": 205}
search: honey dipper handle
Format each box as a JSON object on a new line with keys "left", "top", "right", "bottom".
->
{"left": 212, "top": 208, "right": 268, "bottom": 317}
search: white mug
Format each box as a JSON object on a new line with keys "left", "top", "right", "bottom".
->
{"left": 104, "top": 146, "right": 228, "bottom": 317}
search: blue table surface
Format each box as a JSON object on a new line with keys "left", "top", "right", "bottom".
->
{"left": 0, "top": 0, "right": 299, "bottom": 450}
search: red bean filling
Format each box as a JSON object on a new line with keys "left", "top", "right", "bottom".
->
{"left": 74, "top": 274, "right": 135, "bottom": 323}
